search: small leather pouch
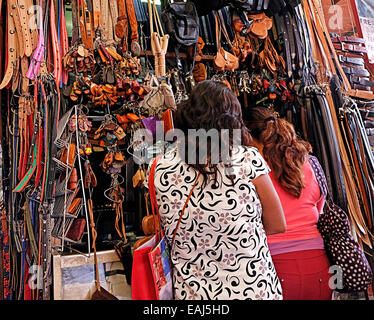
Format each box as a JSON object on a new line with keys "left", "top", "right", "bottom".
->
{"left": 114, "top": 126, "right": 126, "bottom": 140}
{"left": 60, "top": 143, "right": 76, "bottom": 167}
{"left": 68, "top": 168, "right": 78, "bottom": 190}
{"left": 116, "top": 114, "right": 130, "bottom": 124}
{"left": 66, "top": 218, "right": 86, "bottom": 241}
{"left": 132, "top": 169, "right": 143, "bottom": 188}
{"left": 126, "top": 113, "right": 140, "bottom": 123}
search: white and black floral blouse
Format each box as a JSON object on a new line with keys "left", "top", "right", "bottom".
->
{"left": 146, "top": 146, "right": 283, "bottom": 300}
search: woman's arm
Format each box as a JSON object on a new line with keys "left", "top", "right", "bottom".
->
{"left": 252, "top": 174, "right": 286, "bottom": 235}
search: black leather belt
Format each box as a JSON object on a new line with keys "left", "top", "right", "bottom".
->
{"left": 342, "top": 65, "right": 370, "bottom": 77}
{"left": 338, "top": 55, "right": 365, "bottom": 66}
{"left": 350, "top": 75, "right": 374, "bottom": 88}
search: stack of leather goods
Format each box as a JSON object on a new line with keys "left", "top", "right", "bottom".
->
{"left": 331, "top": 33, "right": 374, "bottom": 93}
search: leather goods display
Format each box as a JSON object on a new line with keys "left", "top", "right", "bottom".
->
{"left": 309, "top": 155, "right": 373, "bottom": 293}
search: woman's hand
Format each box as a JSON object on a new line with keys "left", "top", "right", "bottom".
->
{"left": 252, "top": 174, "right": 286, "bottom": 235}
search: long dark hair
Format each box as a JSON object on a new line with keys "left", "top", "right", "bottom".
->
{"left": 245, "top": 107, "right": 312, "bottom": 198}
{"left": 174, "top": 80, "right": 250, "bottom": 186}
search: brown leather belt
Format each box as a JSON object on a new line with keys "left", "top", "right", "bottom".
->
{"left": 125, "top": 0, "right": 140, "bottom": 56}
{"left": 0, "top": 2, "right": 17, "bottom": 90}
{"left": 115, "top": 0, "right": 140, "bottom": 55}
{"left": 60, "top": 0, "right": 69, "bottom": 85}
{"left": 333, "top": 42, "right": 367, "bottom": 55}
{"left": 331, "top": 36, "right": 366, "bottom": 45}
{"left": 17, "top": 0, "right": 34, "bottom": 57}
{"left": 78, "top": 0, "right": 94, "bottom": 49}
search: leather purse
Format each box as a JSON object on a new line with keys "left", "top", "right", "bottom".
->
{"left": 213, "top": 11, "right": 239, "bottom": 72}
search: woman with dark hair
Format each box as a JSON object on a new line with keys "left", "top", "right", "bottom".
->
{"left": 245, "top": 107, "right": 333, "bottom": 300}
{"left": 146, "top": 81, "right": 286, "bottom": 300}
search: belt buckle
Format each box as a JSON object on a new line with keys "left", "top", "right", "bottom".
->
{"left": 338, "top": 55, "right": 346, "bottom": 63}
{"left": 341, "top": 43, "right": 349, "bottom": 52}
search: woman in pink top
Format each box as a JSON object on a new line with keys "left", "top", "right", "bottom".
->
{"left": 245, "top": 107, "right": 333, "bottom": 300}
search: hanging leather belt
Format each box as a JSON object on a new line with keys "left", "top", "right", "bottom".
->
{"left": 92, "top": 0, "right": 102, "bottom": 30}
{"left": 50, "top": 0, "right": 62, "bottom": 86}
{"left": 100, "top": 0, "right": 112, "bottom": 44}
{"left": 60, "top": 0, "right": 69, "bottom": 86}
{"left": 26, "top": 0, "right": 44, "bottom": 81}
{"left": 77, "top": 0, "right": 94, "bottom": 49}
{"left": 116, "top": 0, "right": 129, "bottom": 50}
{"left": 71, "top": 0, "right": 79, "bottom": 45}
{"left": 15, "top": 0, "right": 34, "bottom": 57}
{"left": 0, "top": 2, "right": 17, "bottom": 90}
{"left": 126, "top": 0, "right": 140, "bottom": 56}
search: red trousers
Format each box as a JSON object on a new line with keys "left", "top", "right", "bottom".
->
{"left": 271, "top": 249, "right": 333, "bottom": 300}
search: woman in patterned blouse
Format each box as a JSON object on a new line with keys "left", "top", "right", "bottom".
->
{"left": 147, "top": 81, "right": 286, "bottom": 299}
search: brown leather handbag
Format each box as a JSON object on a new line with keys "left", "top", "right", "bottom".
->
{"left": 213, "top": 11, "right": 239, "bottom": 72}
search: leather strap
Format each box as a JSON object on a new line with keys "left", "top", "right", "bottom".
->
{"left": 125, "top": 0, "right": 140, "bottom": 56}
{"left": 71, "top": 0, "right": 79, "bottom": 45}
{"left": 108, "top": 0, "right": 118, "bottom": 42}
{"left": 26, "top": 0, "right": 45, "bottom": 80}
{"left": 0, "top": 3, "right": 17, "bottom": 90}
{"left": 50, "top": 0, "right": 62, "bottom": 86}
{"left": 350, "top": 75, "right": 374, "bottom": 87}
{"left": 338, "top": 55, "right": 364, "bottom": 66}
{"left": 17, "top": 0, "right": 34, "bottom": 57}
{"left": 333, "top": 42, "right": 367, "bottom": 54}
{"left": 342, "top": 65, "right": 370, "bottom": 77}
{"left": 9, "top": 1, "right": 25, "bottom": 58}
{"left": 100, "top": 0, "right": 112, "bottom": 43}
{"left": 331, "top": 35, "right": 366, "bottom": 44}
{"left": 148, "top": 154, "right": 201, "bottom": 247}
{"left": 92, "top": 0, "right": 102, "bottom": 30}
{"left": 60, "top": 0, "right": 69, "bottom": 85}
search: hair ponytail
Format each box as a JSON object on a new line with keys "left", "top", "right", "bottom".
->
{"left": 245, "top": 108, "right": 312, "bottom": 198}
